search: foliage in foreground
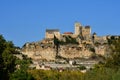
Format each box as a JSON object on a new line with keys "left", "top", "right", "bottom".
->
{"left": 0, "top": 35, "right": 17, "bottom": 80}
{"left": 0, "top": 35, "right": 34, "bottom": 80}
{"left": 10, "top": 56, "right": 34, "bottom": 80}
{"left": 29, "top": 70, "right": 83, "bottom": 80}
{"left": 28, "top": 68, "right": 120, "bottom": 80}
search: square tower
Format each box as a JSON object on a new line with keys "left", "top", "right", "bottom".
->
{"left": 74, "top": 22, "right": 82, "bottom": 35}
{"left": 82, "top": 26, "right": 91, "bottom": 40}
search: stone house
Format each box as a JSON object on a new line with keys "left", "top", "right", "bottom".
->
{"left": 45, "top": 29, "right": 60, "bottom": 39}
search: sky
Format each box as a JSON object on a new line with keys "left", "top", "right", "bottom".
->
{"left": 0, "top": 0, "right": 120, "bottom": 47}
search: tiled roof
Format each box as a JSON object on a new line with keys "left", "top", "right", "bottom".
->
{"left": 63, "top": 32, "right": 73, "bottom": 34}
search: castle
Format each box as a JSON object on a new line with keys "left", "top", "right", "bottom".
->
{"left": 22, "top": 22, "right": 109, "bottom": 61}
{"left": 46, "top": 22, "right": 91, "bottom": 40}
{"left": 45, "top": 22, "right": 108, "bottom": 45}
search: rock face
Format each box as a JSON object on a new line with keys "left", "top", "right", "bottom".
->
{"left": 21, "top": 39, "right": 108, "bottom": 61}
{"left": 22, "top": 42, "right": 56, "bottom": 61}
{"left": 22, "top": 44, "right": 91, "bottom": 60}
{"left": 58, "top": 45, "right": 92, "bottom": 58}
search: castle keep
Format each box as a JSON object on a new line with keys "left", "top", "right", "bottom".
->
{"left": 74, "top": 22, "right": 91, "bottom": 40}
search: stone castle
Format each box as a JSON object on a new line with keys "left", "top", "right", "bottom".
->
{"left": 46, "top": 22, "right": 91, "bottom": 40}
{"left": 22, "top": 22, "right": 109, "bottom": 61}
{"left": 45, "top": 22, "right": 107, "bottom": 44}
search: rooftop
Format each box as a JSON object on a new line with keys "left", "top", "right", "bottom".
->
{"left": 85, "top": 26, "right": 90, "bottom": 29}
{"left": 63, "top": 32, "right": 73, "bottom": 34}
{"left": 46, "top": 29, "right": 59, "bottom": 32}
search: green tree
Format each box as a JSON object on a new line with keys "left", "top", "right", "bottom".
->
{"left": 0, "top": 35, "right": 34, "bottom": 80}
{"left": 112, "top": 69, "right": 120, "bottom": 80}
{"left": 10, "top": 59, "right": 34, "bottom": 80}
{"left": 104, "top": 37, "right": 120, "bottom": 69}
{"left": 84, "top": 68, "right": 114, "bottom": 80}
{"left": 10, "top": 54, "right": 34, "bottom": 80}
{"left": 0, "top": 35, "right": 17, "bottom": 80}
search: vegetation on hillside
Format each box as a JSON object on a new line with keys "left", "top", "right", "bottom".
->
{"left": 54, "top": 35, "right": 79, "bottom": 45}
{"left": 29, "top": 70, "right": 83, "bottom": 80}
{"left": 0, "top": 35, "right": 34, "bottom": 80}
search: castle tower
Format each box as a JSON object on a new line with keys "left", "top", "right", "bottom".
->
{"left": 74, "top": 22, "right": 82, "bottom": 35}
{"left": 82, "top": 26, "right": 91, "bottom": 40}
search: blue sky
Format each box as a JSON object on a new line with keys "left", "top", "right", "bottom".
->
{"left": 0, "top": 0, "right": 120, "bottom": 47}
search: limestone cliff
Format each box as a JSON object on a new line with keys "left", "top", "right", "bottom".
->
{"left": 22, "top": 42, "right": 56, "bottom": 60}
{"left": 21, "top": 38, "right": 108, "bottom": 61}
{"left": 58, "top": 45, "right": 92, "bottom": 58}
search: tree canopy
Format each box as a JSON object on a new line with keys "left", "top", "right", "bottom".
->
{"left": 0, "top": 35, "right": 34, "bottom": 80}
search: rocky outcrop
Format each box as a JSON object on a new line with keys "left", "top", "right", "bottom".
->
{"left": 59, "top": 45, "right": 92, "bottom": 58}
{"left": 21, "top": 36, "right": 109, "bottom": 61}
{"left": 22, "top": 42, "right": 56, "bottom": 61}
{"left": 21, "top": 41, "right": 97, "bottom": 61}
